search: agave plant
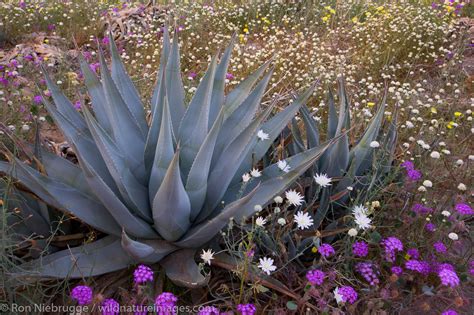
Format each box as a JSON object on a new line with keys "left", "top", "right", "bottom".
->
{"left": 0, "top": 29, "right": 338, "bottom": 287}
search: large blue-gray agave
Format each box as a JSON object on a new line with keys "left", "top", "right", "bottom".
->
{"left": 0, "top": 29, "right": 336, "bottom": 287}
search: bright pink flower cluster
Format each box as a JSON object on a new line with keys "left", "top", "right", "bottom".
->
{"left": 71, "top": 285, "right": 93, "bottom": 305}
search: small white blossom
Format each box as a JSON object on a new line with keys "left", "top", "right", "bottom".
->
{"left": 285, "top": 189, "right": 304, "bottom": 206}
{"left": 418, "top": 186, "right": 427, "bottom": 192}
{"left": 314, "top": 173, "right": 332, "bottom": 187}
{"left": 255, "top": 216, "right": 267, "bottom": 227}
{"left": 277, "top": 160, "right": 291, "bottom": 173}
{"left": 348, "top": 228, "right": 358, "bottom": 237}
{"left": 258, "top": 257, "right": 276, "bottom": 275}
{"left": 274, "top": 196, "right": 283, "bottom": 204}
{"left": 457, "top": 183, "right": 466, "bottom": 191}
{"left": 242, "top": 173, "right": 251, "bottom": 182}
{"left": 254, "top": 205, "right": 262, "bottom": 212}
{"left": 250, "top": 168, "right": 262, "bottom": 178}
{"left": 441, "top": 211, "right": 451, "bottom": 217}
{"left": 448, "top": 232, "right": 459, "bottom": 241}
{"left": 294, "top": 211, "right": 314, "bottom": 230}
{"left": 277, "top": 218, "right": 286, "bottom": 225}
{"left": 333, "top": 287, "right": 344, "bottom": 304}
{"left": 354, "top": 213, "right": 372, "bottom": 230}
{"left": 352, "top": 205, "right": 369, "bottom": 217}
{"left": 430, "top": 151, "right": 440, "bottom": 159}
{"left": 200, "top": 249, "right": 215, "bottom": 265}
{"left": 370, "top": 141, "right": 380, "bottom": 148}
{"left": 257, "top": 129, "right": 269, "bottom": 141}
{"left": 422, "top": 180, "right": 433, "bottom": 188}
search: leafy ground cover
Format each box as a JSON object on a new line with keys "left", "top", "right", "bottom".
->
{"left": 0, "top": 0, "right": 473, "bottom": 314}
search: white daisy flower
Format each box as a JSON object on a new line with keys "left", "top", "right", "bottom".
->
{"left": 257, "top": 129, "right": 269, "bottom": 141}
{"left": 354, "top": 213, "right": 372, "bottom": 230}
{"left": 285, "top": 189, "right": 304, "bottom": 206}
{"left": 200, "top": 249, "right": 215, "bottom": 265}
{"left": 294, "top": 211, "right": 314, "bottom": 230}
{"left": 352, "top": 205, "right": 369, "bottom": 217}
{"left": 242, "top": 173, "right": 251, "bottom": 182}
{"left": 250, "top": 168, "right": 262, "bottom": 178}
{"left": 258, "top": 257, "right": 276, "bottom": 275}
{"left": 314, "top": 173, "right": 332, "bottom": 187}
{"left": 277, "top": 160, "right": 291, "bottom": 173}
{"left": 255, "top": 216, "right": 267, "bottom": 227}
{"left": 333, "top": 287, "right": 344, "bottom": 304}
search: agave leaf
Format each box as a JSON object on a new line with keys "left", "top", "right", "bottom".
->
{"left": 327, "top": 89, "right": 337, "bottom": 140}
{"left": 109, "top": 33, "right": 148, "bottom": 138}
{"left": 290, "top": 118, "right": 306, "bottom": 153}
{"left": 320, "top": 133, "right": 349, "bottom": 178}
{"left": 0, "top": 160, "right": 122, "bottom": 237}
{"left": 186, "top": 110, "right": 224, "bottom": 221}
{"left": 236, "top": 84, "right": 316, "bottom": 179}
{"left": 300, "top": 105, "right": 319, "bottom": 148}
{"left": 313, "top": 188, "right": 330, "bottom": 229}
{"left": 79, "top": 56, "right": 112, "bottom": 134}
{"left": 151, "top": 27, "right": 170, "bottom": 114}
{"left": 214, "top": 69, "right": 273, "bottom": 157}
{"left": 178, "top": 55, "right": 218, "bottom": 177}
{"left": 160, "top": 249, "right": 209, "bottom": 288}
{"left": 166, "top": 29, "right": 186, "bottom": 135}
{"left": 202, "top": 104, "right": 274, "bottom": 221}
{"left": 41, "top": 67, "right": 88, "bottom": 133}
{"left": 145, "top": 70, "right": 167, "bottom": 173}
{"left": 223, "top": 60, "right": 272, "bottom": 119}
{"left": 175, "top": 185, "right": 258, "bottom": 248}
{"left": 337, "top": 78, "right": 350, "bottom": 133}
{"left": 98, "top": 49, "right": 146, "bottom": 181}
{"left": 350, "top": 96, "right": 386, "bottom": 175}
{"left": 78, "top": 156, "right": 158, "bottom": 239}
{"left": 17, "top": 236, "right": 134, "bottom": 278}
{"left": 152, "top": 149, "right": 191, "bottom": 242}
{"left": 209, "top": 34, "right": 235, "bottom": 128}
{"left": 82, "top": 106, "right": 151, "bottom": 221}
{"left": 121, "top": 230, "right": 178, "bottom": 263}
{"left": 149, "top": 96, "right": 175, "bottom": 200}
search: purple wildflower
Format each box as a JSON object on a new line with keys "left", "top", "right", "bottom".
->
{"left": 438, "top": 269, "right": 460, "bottom": 287}
{"left": 187, "top": 72, "right": 197, "bottom": 79}
{"left": 356, "top": 262, "right": 379, "bottom": 285}
{"left": 198, "top": 306, "right": 220, "bottom": 315}
{"left": 236, "top": 303, "right": 256, "bottom": 315}
{"left": 33, "top": 95, "right": 42, "bottom": 104}
{"left": 352, "top": 241, "right": 369, "bottom": 257}
{"left": 47, "top": 24, "right": 56, "bottom": 31}
{"left": 74, "top": 101, "right": 81, "bottom": 110}
{"left": 419, "top": 261, "right": 431, "bottom": 275}
{"left": 433, "top": 241, "right": 447, "bottom": 254}
{"left": 407, "top": 248, "right": 420, "bottom": 259}
{"left": 381, "top": 237, "right": 403, "bottom": 262}
{"left": 405, "top": 260, "right": 423, "bottom": 273}
{"left": 225, "top": 72, "right": 234, "bottom": 80}
{"left": 24, "top": 54, "right": 33, "bottom": 61}
{"left": 455, "top": 203, "right": 473, "bottom": 215}
{"left": 425, "top": 223, "right": 436, "bottom": 232}
{"left": 412, "top": 203, "right": 433, "bottom": 215}
{"left": 133, "top": 264, "right": 154, "bottom": 284}
{"left": 470, "top": 260, "right": 474, "bottom": 276}
{"left": 319, "top": 243, "right": 335, "bottom": 258}
{"left": 90, "top": 63, "right": 100, "bottom": 73}
{"left": 71, "top": 285, "right": 93, "bottom": 305}
{"left": 306, "top": 269, "right": 325, "bottom": 286}
{"left": 391, "top": 266, "right": 403, "bottom": 276}
{"left": 101, "top": 298, "right": 119, "bottom": 315}
{"left": 442, "top": 310, "right": 458, "bottom": 315}
{"left": 102, "top": 37, "right": 110, "bottom": 45}
{"left": 338, "top": 286, "right": 358, "bottom": 304}
{"left": 155, "top": 292, "right": 178, "bottom": 315}
{"left": 401, "top": 161, "right": 414, "bottom": 170}
{"left": 407, "top": 169, "right": 422, "bottom": 181}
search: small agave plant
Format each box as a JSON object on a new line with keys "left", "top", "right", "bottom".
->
{"left": 0, "top": 29, "right": 336, "bottom": 287}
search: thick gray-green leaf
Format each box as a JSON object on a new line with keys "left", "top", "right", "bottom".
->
{"left": 79, "top": 56, "right": 112, "bottom": 134}
{"left": 223, "top": 60, "right": 271, "bottom": 119}
{"left": 109, "top": 33, "right": 148, "bottom": 138}
{"left": 149, "top": 97, "right": 175, "bottom": 201}
{"left": 82, "top": 106, "right": 151, "bottom": 221}
{"left": 121, "top": 230, "right": 178, "bottom": 263}
{"left": 161, "top": 249, "right": 209, "bottom": 288}
{"left": 0, "top": 160, "right": 122, "bottom": 237}
{"left": 178, "top": 55, "right": 218, "bottom": 177}
{"left": 166, "top": 29, "right": 186, "bottom": 135}
{"left": 152, "top": 150, "right": 191, "bottom": 241}
{"left": 186, "top": 110, "right": 224, "bottom": 221}
{"left": 320, "top": 133, "right": 349, "bottom": 178}
{"left": 300, "top": 105, "right": 319, "bottom": 148}
{"left": 327, "top": 89, "right": 337, "bottom": 140}
{"left": 17, "top": 236, "right": 134, "bottom": 278}
{"left": 98, "top": 49, "right": 146, "bottom": 181}
{"left": 209, "top": 34, "right": 235, "bottom": 128}
{"left": 151, "top": 27, "right": 170, "bottom": 114}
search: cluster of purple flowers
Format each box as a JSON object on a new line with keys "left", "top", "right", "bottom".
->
{"left": 101, "top": 298, "right": 119, "bottom": 315}
{"left": 438, "top": 268, "right": 460, "bottom": 287}
{"left": 433, "top": 241, "right": 447, "bottom": 254}
{"left": 133, "top": 264, "right": 154, "bottom": 284}
{"left": 155, "top": 292, "right": 178, "bottom": 315}
{"left": 405, "top": 259, "right": 431, "bottom": 275}
{"left": 391, "top": 266, "right": 403, "bottom": 276}
{"left": 355, "top": 262, "right": 379, "bottom": 286}
{"left": 352, "top": 241, "right": 369, "bottom": 257}
{"left": 319, "top": 243, "right": 335, "bottom": 258}
{"left": 338, "top": 286, "right": 358, "bottom": 304}
{"left": 306, "top": 269, "right": 325, "bottom": 286}
{"left": 381, "top": 237, "right": 403, "bottom": 262}
{"left": 71, "top": 285, "right": 93, "bottom": 305}
{"left": 411, "top": 203, "right": 433, "bottom": 215}
{"left": 236, "top": 303, "right": 257, "bottom": 315}
{"left": 407, "top": 248, "right": 420, "bottom": 259}
{"left": 401, "top": 161, "right": 422, "bottom": 181}
{"left": 198, "top": 306, "right": 220, "bottom": 315}
{"left": 455, "top": 203, "right": 473, "bottom": 215}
